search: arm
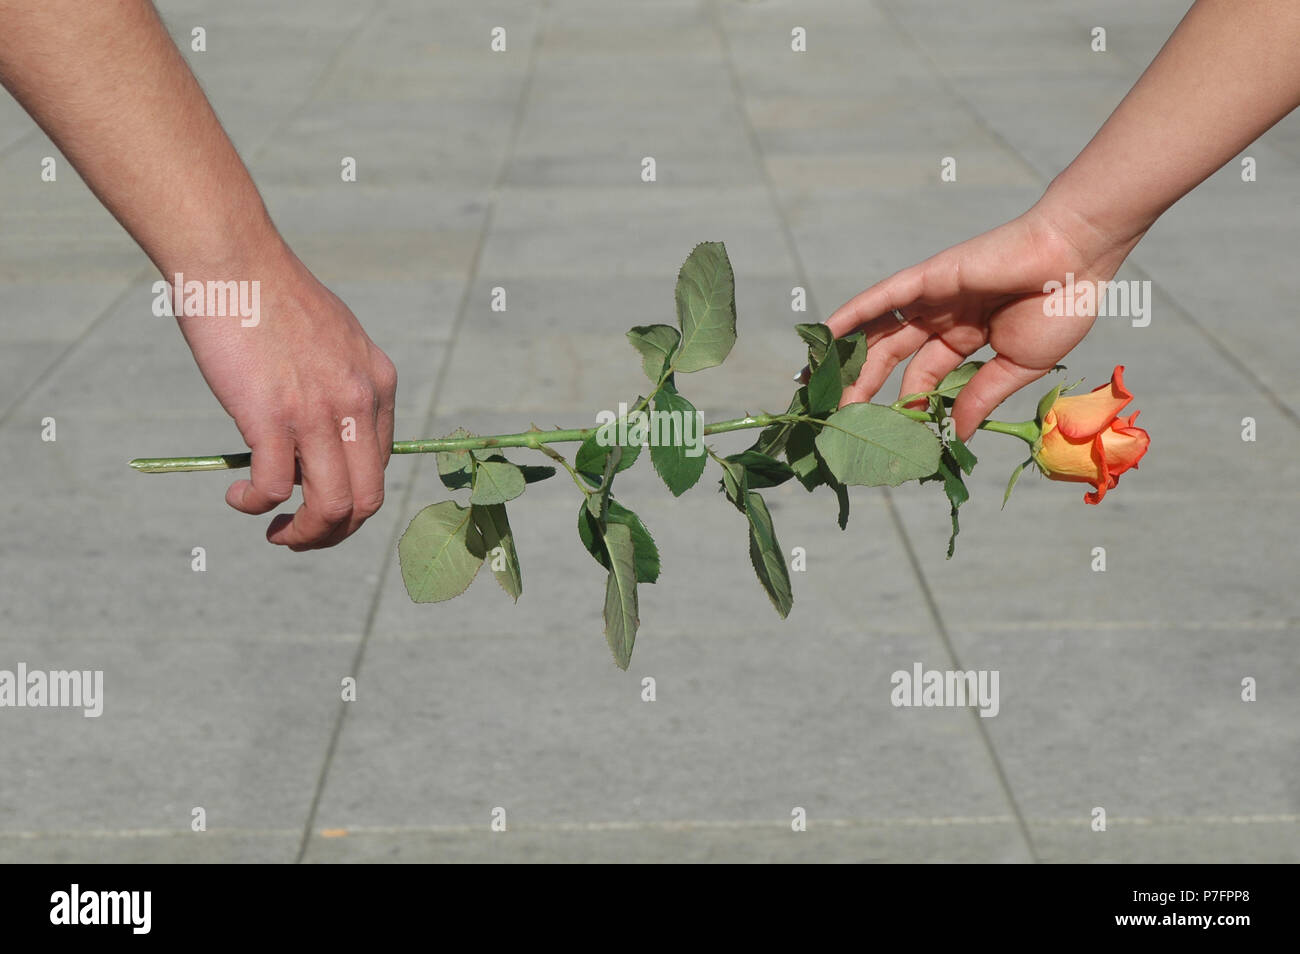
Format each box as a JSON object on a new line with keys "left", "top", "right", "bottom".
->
{"left": 827, "top": 0, "right": 1300, "bottom": 440}
{"left": 1046, "top": 0, "right": 1300, "bottom": 255}
{"left": 0, "top": 0, "right": 396, "bottom": 549}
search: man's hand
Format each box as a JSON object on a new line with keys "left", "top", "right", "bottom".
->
{"left": 178, "top": 241, "right": 397, "bottom": 550}
{"left": 0, "top": 0, "right": 398, "bottom": 548}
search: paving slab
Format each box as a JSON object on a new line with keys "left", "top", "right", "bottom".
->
{"left": 1, "top": 0, "right": 1295, "bottom": 863}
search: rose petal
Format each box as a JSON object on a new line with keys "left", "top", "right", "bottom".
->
{"left": 1037, "top": 418, "right": 1106, "bottom": 481}
{"left": 1053, "top": 365, "right": 1134, "bottom": 440}
{"left": 1084, "top": 434, "right": 1118, "bottom": 504}
{"left": 1100, "top": 410, "right": 1150, "bottom": 478}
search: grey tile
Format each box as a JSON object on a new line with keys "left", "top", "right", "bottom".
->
{"left": 2, "top": 288, "right": 446, "bottom": 422}
{"left": 0, "top": 341, "right": 66, "bottom": 417}
{"left": 0, "top": 631, "right": 353, "bottom": 838}
{"left": 302, "top": 822, "right": 1030, "bottom": 863}
{"left": 0, "top": 830, "right": 299, "bottom": 864}
{"left": 0, "top": 280, "right": 135, "bottom": 344}
{"left": 2, "top": 0, "right": 1294, "bottom": 864}
{"left": 0, "top": 418, "right": 414, "bottom": 642}
{"left": 1033, "top": 819, "right": 1300, "bottom": 863}
{"left": 889, "top": 488, "right": 1300, "bottom": 630}
{"left": 930, "top": 624, "right": 1300, "bottom": 830}
{"left": 312, "top": 615, "right": 1013, "bottom": 833}
{"left": 479, "top": 186, "right": 792, "bottom": 279}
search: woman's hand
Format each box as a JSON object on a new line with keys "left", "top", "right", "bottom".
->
{"left": 825, "top": 202, "right": 1138, "bottom": 441}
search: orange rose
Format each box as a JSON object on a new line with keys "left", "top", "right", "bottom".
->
{"left": 1033, "top": 366, "right": 1149, "bottom": 505}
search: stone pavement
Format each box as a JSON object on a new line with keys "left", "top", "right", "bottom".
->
{"left": 0, "top": 0, "right": 1296, "bottom": 863}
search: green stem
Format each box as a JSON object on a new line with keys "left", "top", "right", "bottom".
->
{"left": 976, "top": 419, "right": 1040, "bottom": 442}
{"left": 535, "top": 443, "right": 592, "bottom": 496}
{"left": 889, "top": 395, "right": 1040, "bottom": 443}
{"left": 128, "top": 410, "right": 1036, "bottom": 474}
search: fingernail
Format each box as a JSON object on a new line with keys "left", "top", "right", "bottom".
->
{"left": 793, "top": 365, "right": 809, "bottom": 384}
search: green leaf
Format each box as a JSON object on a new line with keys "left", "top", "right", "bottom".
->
{"left": 518, "top": 463, "right": 556, "bottom": 483}
{"left": 814, "top": 403, "right": 942, "bottom": 486}
{"left": 469, "top": 452, "right": 555, "bottom": 485}
{"left": 575, "top": 419, "right": 642, "bottom": 483}
{"left": 784, "top": 421, "right": 824, "bottom": 491}
{"left": 745, "top": 490, "right": 793, "bottom": 619}
{"left": 806, "top": 333, "right": 843, "bottom": 415}
{"left": 435, "top": 427, "right": 474, "bottom": 490}
{"left": 945, "top": 507, "right": 960, "bottom": 558}
{"left": 933, "top": 453, "right": 969, "bottom": 560}
{"left": 470, "top": 503, "right": 522, "bottom": 601}
{"left": 948, "top": 434, "right": 978, "bottom": 476}
{"left": 920, "top": 420, "right": 978, "bottom": 557}
{"left": 649, "top": 383, "right": 707, "bottom": 496}
{"left": 934, "top": 361, "right": 984, "bottom": 400}
{"left": 587, "top": 445, "right": 621, "bottom": 522}
{"left": 627, "top": 324, "right": 681, "bottom": 382}
{"left": 749, "top": 390, "right": 805, "bottom": 458}
{"left": 833, "top": 481, "right": 850, "bottom": 531}
{"left": 469, "top": 457, "right": 526, "bottom": 506}
{"left": 601, "top": 522, "right": 640, "bottom": 670}
{"left": 803, "top": 453, "right": 850, "bottom": 528}
{"left": 920, "top": 445, "right": 969, "bottom": 558}
{"left": 796, "top": 324, "right": 865, "bottom": 391}
{"left": 836, "top": 332, "right": 868, "bottom": 389}
{"left": 724, "top": 450, "right": 795, "bottom": 489}
{"left": 795, "top": 322, "right": 834, "bottom": 363}
{"left": 717, "top": 463, "right": 795, "bottom": 617}
{"left": 1002, "top": 457, "right": 1032, "bottom": 510}
{"left": 717, "top": 455, "right": 747, "bottom": 512}
{"left": 673, "top": 241, "right": 737, "bottom": 372}
{"left": 577, "top": 498, "right": 661, "bottom": 584}
{"left": 398, "top": 501, "right": 485, "bottom": 603}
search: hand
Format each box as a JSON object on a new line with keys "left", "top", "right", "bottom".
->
{"left": 824, "top": 202, "right": 1139, "bottom": 441}
{"left": 177, "top": 239, "right": 397, "bottom": 550}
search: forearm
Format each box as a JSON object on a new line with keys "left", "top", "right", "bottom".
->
{"left": 1041, "top": 0, "right": 1300, "bottom": 253}
{"left": 0, "top": 0, "right": 283, "bottom": 276}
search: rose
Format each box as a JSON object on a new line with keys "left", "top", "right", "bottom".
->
{"left": 1033, "top": 365, "right": 1149, "bottom": 504}
{"left": 131, "top": 239, "right": 1153, "bottom": 668}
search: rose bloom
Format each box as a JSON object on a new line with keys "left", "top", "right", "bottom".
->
{"left": 1033, "top": 366, "right": 1150, "bottom": 504}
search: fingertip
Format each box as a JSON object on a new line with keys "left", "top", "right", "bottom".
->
{"left": 265, "top": 513, "right": 294, "bottom": 542}
{"left": 824, "top": 312, "right": 853, "bottom": 339}
{"left": 225, "top": 479, "right": 251, "bottom": 512}
{"left": 949, "top": 395, "right": 982, "bottom": 444}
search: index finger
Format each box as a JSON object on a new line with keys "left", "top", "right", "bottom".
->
{"left": 825, "top": 264, "right": 925, "bottom": 340}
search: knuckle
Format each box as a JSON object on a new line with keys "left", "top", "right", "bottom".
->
{"left": 353, "top": 488, "right": 382, "bottom": 519}
{"left": 265, "top": 398, "right": 305, "bottom": 428}
{"left": 316, "top": 496, "right": 354, "bottom": 524}
{"left": 373, "top": 354, "right": 398, "bottom": 394}
{"left": 260, "top": 482, "right": 294, "bottom": 504}
{"left": 354, "top": 488, "right": 385, "bottom": 518}
{"left": 340, "top": 379, "right": 375, "bottom": 413}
